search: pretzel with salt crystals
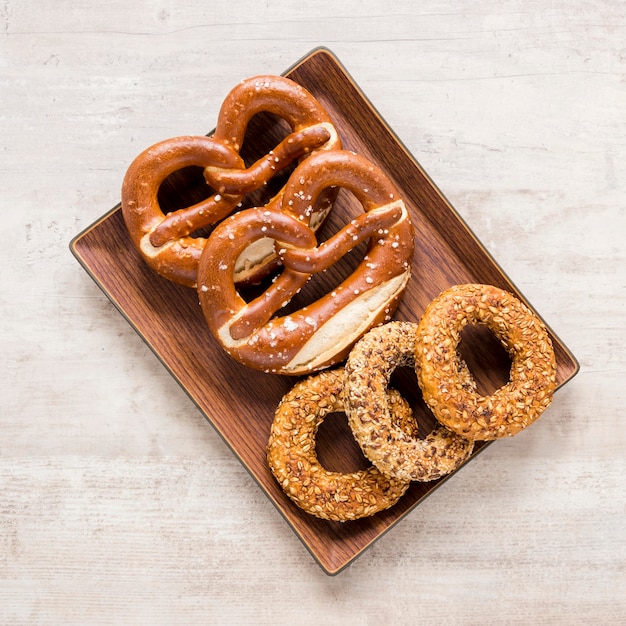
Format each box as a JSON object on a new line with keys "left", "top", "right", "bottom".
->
{"left": 121, "top": 75, "right": 341, "bottom": 288}
{"left": 197, "top": 149, "right": 414, "bottom": 376}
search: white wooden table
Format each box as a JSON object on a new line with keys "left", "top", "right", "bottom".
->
{"left": 2, "top": 1, "right": 624, "bottom": 623}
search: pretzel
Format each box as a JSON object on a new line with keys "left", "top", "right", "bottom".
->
{"left": 414, "top": 284, "right": 557, "bottom": 440}
{"left": 197, "top": 149, "right": 414, "bottom": 375}
{"left": 121, "top": 75, "right": 341, "bottom": 287}
{"left": 344, "top": 321, "right": 475, "bottom": 482}
{"left": 267, "top": 368, "right": 414, "bottom": 521}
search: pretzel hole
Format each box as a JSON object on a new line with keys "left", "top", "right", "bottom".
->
{"left": 239, "top": 111, "right": 299, "bottom": 206}
{"left": 157, "top": 165, "right": 211, "bottom": 216}
{"left": 155, "top": 165, "right": 237, "bottom": 240}
{"left": 277, "top": 187, "right": 372, "bottom": 315}
{"left": 240, "top": 111, "right": 291, "bottom": 163}
{"left": 154, "top": 111, "right": 301, "bottom": 240}
{"left": 237, "top": 188, "right": 370, "bottom": 309}
{"left": 316, "top": 411, "right": 371, "bottom": 473}
{"left": 457, "top": 324, "right": 512, "bottom": 395}
{"left": 237, "top": 271, "right": 283, "bottom": 304}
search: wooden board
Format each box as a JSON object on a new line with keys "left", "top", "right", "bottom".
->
{"left": 70, "top": 47, "right": 579, "bottom": 575}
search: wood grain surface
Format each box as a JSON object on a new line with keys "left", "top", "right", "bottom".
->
{"left": 2, "top": 0, "right": 625, "bottom": 623}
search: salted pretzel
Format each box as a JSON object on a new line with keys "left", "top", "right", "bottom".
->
{"left": 121, "top": 75, "right": 341, "bottom": 288}
{"left": 205, "top": 75, "right": 341, "bottom": 195}
{"left": 197, "top": 149, "right": 414, "bottom": 376}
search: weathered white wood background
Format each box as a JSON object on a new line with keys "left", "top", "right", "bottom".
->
{"left": 2, "top": 0, "right": 625, "bottom": 623}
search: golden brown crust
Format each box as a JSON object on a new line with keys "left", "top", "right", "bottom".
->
{"left": 343, "top": 321, "right": 474, "bottom": 482}
{"left": 121, "top": 135, "right": 245, "bottom": 287}
{"left": 121, "top": 75, "right": 341, "bottom": 288}
{"left": 267, "top": 368, "right": 414, "bottom": 521}
{"left": 414, "top": 284, "right": 557, "bottom": 440}
{"left": 197, "top": 149, "right": 414, "bottom": 376}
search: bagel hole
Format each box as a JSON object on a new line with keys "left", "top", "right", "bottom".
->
{"left": 390, "top": 366, "right": 439, "bottom": 435}
{"left": 457, "top": 324, "right": 512, "bottom": 395}
{"left": 316, "top": 411, "right": 371, "bottom": 473}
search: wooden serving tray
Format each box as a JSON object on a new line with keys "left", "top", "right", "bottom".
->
{"left": 70, "top": 48, "right": 579, "bottom": 575}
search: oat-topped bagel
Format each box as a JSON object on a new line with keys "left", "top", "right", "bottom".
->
{"left": 344, "top": 321, "right": 474, "bottom": 482}
{"left": 267, "top": 368, "right": 415, "bottom": 521}
{"left": 414, "top": 284, "right": 557, "bottom": 440}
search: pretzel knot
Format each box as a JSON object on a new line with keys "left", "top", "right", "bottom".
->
{"left": 121, "top": 75, "right": 341, "bottom": 288}
{"left": 197, "top": 150, "right": 415, "bottom": 375}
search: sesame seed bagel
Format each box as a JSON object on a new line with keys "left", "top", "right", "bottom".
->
{"left": 344, "top": 322, "right": 475, "bottom": 482}
{"left": 414, "top": 284, "right": 557, "bottom": 440}
{"left": 267, "top": 368, "right": 415, "bottom": 522}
